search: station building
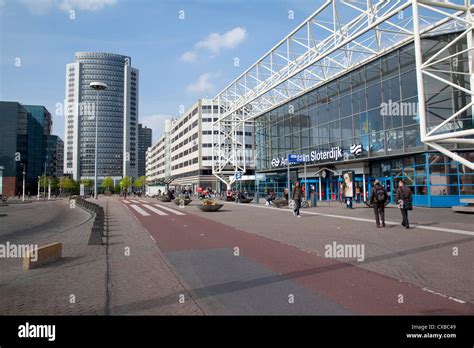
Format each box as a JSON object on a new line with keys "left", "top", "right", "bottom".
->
{"left": 254, "top": 32, "right": 473, "bottom": 207}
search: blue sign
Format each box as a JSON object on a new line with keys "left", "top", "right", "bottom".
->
{"left": 235, "top": 172, "right": 242, "bottom": 180}
{"left": 288, "top": 154, "right": 306, "bottom": 163}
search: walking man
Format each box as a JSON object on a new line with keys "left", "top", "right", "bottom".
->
{"left": 370, "top": 180, "right": 387, "bottom": 228}
{"left": 396, "top": 180, "right": 413, "bottom": 229}
{"left": 292, "top": 181, "right": 303, "bottom": 218}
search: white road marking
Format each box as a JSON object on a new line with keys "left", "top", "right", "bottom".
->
{"left": 129, "top": 200, "right": 140, "bottom": 203}
{"left": 421, "top": 287, "right": 466, "bottom": 304}
{"left": 224, "top": 201, "right": 474, "bottom": 237}
{"left": 142, "top": 204, "right": 168, "bottom": 216}
{"left": 139, "top": 200, "right": 148, "bottom": 203}
{"left": 122, "top": 200, "right": 130, "bottom": 204}
{"left": 153, "top": 204, "right": 186, "bottom": 216}
{"left": 130, "top": 204, "right": 150, "bottom": 216}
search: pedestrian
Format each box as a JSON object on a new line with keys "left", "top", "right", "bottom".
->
{"left": 370, "top": 180, "right": 387, "bottom": 228}
{"left": 266, "top": 190, "right": 275, "bottom": 206}
{"left": 395, "top": 180, "right": 413, "bottom": 229}
{"left": 292, "top": 181, "right": 303, "bottom": 218}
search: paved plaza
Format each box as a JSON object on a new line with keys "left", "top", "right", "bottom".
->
{"left": 0, "top": 196, "right": 473, "bottom": 315}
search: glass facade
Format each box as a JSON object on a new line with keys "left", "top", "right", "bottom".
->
{"left": 76, "top": 53, "right": 128, "bottom": 178}
{"left": 254, "top": 32, "right": 473, "bottom": 207}
{"left": 0, "top": 102, "right": 53, "bottom": 195}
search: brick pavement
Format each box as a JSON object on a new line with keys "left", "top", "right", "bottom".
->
{"left": 96, "top": 196, "right": 203, "bottom": 315}
{"left": 0, "top": 197, "right": 203, "bottom": 315}
{"left": 135, "top": 197, "right": 474, "bottom": 304}
{"left": 0, "top": 200, "right": 106, "bottom": 315}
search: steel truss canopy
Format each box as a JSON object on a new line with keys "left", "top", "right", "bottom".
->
{"left": 212, "top": 0, "right": 474, "bottom": 187}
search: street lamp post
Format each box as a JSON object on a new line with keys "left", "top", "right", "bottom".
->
{"left": 21, "top": 163, "right": 25, "bottom": 202}
{"left": 37, "top": 176, "right": 40, "bottom": 200}
{"left": 89, "top": 82, "right": 107, "bottom": 200}
{"left": 43, "top": 161, "right": 47, "bottom": 198}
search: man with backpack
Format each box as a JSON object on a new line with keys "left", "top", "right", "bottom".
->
{"left": 395, "top": 180, "right": 413, "bottom": 229}
{"left": 370, "top": 180, "right": 387, "bottom": 228}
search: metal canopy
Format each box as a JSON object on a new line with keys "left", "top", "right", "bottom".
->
{"left": 211, "top": 0, "right": 474, "bottom": 189}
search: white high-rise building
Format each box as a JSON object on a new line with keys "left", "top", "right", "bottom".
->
{"left": 64, "top": 52, "right": 139, "bottom": 182}
{"left": 146, "top": 99, "right": 254, "bottom": 192}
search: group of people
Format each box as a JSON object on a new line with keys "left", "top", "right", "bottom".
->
{"left": 369, "top": 180, "right": 413, "bottom": 229}
{"left": 265, "top": 179, "right": 414, "bottom": 227}
{"left": 265, "top": 181, "right": 304, "bottom": 218}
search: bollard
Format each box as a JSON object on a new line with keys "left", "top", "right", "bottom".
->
{"left": 88, "top": 227, "right": 103, "bottom": 245}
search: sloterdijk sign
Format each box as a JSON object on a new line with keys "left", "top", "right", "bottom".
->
{"left": 271, "top": 145, "right": 362, "bottom": 168}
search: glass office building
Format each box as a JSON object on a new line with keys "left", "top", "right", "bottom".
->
{"left": 64, "top": 52, "right": 139, "bottom": 182}
{"left": 0, "top": 102, "right": 53, "bottom": 196}
{"left": 254, "top": 32, "right": 473, "bottom": 207}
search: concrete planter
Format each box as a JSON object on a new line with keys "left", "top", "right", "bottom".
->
{"left": 197, "top": 204, "right": 224, "bottom": 212}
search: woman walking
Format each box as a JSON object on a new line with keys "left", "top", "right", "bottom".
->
{"left": 292, "top": 181, "right": 303, "bottom": 218}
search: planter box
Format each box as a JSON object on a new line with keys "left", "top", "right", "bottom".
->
{"left": 239, "top": 198, "right": 253, "bottom": 203}
{"left": 197, "top": 204, "right": 224, "bottom": 212}
{"left": 174, "top": 199, "right": 192, "bottom": 206}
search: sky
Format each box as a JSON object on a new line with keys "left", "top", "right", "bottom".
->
{"left": 0, "top": 0, "right": 321, "bottom": 143}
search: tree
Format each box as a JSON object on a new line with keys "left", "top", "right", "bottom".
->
{"left": 119, "top": 176, "right": 132, "bottom": 192}
{"left": 59, "top": 176, "right": 74, "bottom": 193}
{"left": 39, "top": 175, "right": 53, "bottom": 190}
{"left": 133, "top": 179, "right": 143, "bottom": 189}
{"left": 81, "top": 179, "right": 93, "bottom": 189}
{"left": 101, "top": 177, "right": 114, "bottom": 193}
{"left": 50, "top": 177, "right": 59, "bottom": 190}
{"left": 80, "top": 179, "right": 94, "bottom": 195}
{"left": 133, "top": 175, "right": 148, "bottom": 193}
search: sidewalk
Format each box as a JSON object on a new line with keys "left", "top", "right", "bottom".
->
{"left": 0, "top": 200, "right": 106, "bottom": 315}
{"left": 250, "top": 197, "right": 474, "bottom": 232}
{"left": 95, "top": 196, "right": 203, "bottom": 315}
{"left": 0, "top": 197, "right": 203, "bottom": 315}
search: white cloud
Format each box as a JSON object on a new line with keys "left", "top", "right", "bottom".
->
{"left": 196, "top": 27, "right": 247, "bottom": 54}
{"left": 140, "top": 114, "right": 173, "bottom": 143}
{"left": 59, "top": 0, "right": 117, "bottom": 11}
{"left": 186, "top": 73, "right": 216, "bottom": 94}
{"left": 14, "top": 0, "right": 116, "bottom": 14}
{"left": 180, "top": 51, "right": 198, "bottom": 63}
{"left": 181, "top": 27, "right": 247, "bottom": 63}
{"left": 17, "top": 0, "right": 54, "bottom": 15}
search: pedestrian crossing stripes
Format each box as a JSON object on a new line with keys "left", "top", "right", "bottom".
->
{"left": 129, "top": 199, "right": 140, "bottom": 203}
{"left": 139, "top": 200, "right": 148, "bottom": 203}
{"left": 142, "top": 204, "right": 168, "bottom": 216}
{"left": 122, "top": 200, "right": 130, "bottom": 204}
{"left": 153, "top": 203, "right": 186, "bottom": 216}
{"left": 130, "top": 205, "right": 150, "bottom": 216}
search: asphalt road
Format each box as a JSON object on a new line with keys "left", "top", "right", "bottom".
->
{"left": 0, "top": 200, "right": 92, "bottom": 245}
{"left": 121, "top": 197, "right": 474, "bottom": 315}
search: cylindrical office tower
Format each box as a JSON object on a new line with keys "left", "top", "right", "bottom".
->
{"left": 64, "top": 52, "right": 139, "bottom": 182}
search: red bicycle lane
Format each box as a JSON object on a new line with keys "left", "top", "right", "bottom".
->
{"left": 123, "top": 200, "right": 474, "bottom": 315}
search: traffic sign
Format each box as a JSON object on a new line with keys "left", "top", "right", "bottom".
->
{"left": 288, "top": 154, "right": 306, "bottom": 163}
